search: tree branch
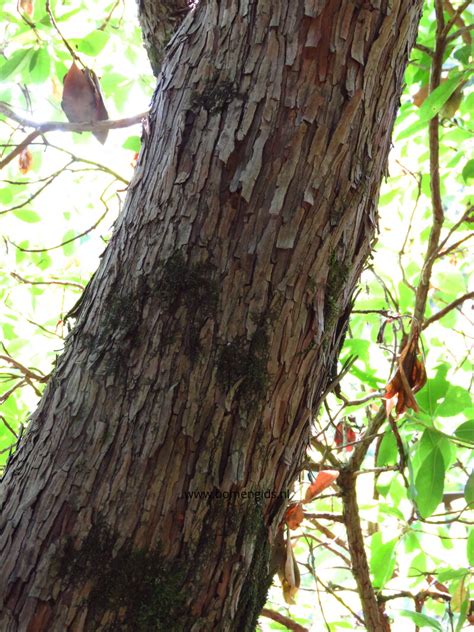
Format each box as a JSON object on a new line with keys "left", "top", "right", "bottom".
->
{"left": 339, "top": 469, "right": 387, "bottom": 631}
{"left": 413, "top": 0, "right": 445, "bottom": 325}
{"left": 422, "top": 291, "right": 474, "bottom": 330}
{"left": 261, "top": 608, "right": 309, "bottom": 632}
{"left": 0, "top": 355, "right": 48, "bottom": 384}
{"left": 138, "top": 0, "right": 196, "bottom": 75}
{"left": 0, "top": 103, "right": 148, "bottom": 170}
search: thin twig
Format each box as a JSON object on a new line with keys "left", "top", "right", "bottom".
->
{"left": 11, "top": 272, "right": 85, "bottom": 291}
{"left": 0, "top": 355, "right": 49, "bottom": 384}
{"left": 422, "top": 291, "right": 474, "bottom": 330}
{"left": 0, "top": 103, "right": 148, "bottom": 170}
{"left": 9, "top": 206, "right": 109, "bottom": 253}
{"left": 260, "top": 609, "right": 309, "bottom": 632}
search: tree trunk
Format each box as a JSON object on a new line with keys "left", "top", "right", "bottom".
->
{"left": 0, "top": 1, "right": 422, "bottom": 630}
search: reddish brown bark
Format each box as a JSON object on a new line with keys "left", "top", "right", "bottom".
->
{"left": 0, "top": 1, "right": 423, "bottom": 630}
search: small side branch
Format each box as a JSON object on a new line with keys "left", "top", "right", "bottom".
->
{"left": 0, "top": 104, "right": 148, "bottom": 170}
{"left": 423, "top": 291, "right": 474, "bottom": 330}
{"left": 261, "top": 608, "right": 309, "bottom": 632}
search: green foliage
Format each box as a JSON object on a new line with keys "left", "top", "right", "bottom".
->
{"left": 399, "top": 610, "right": 444, "bottom": 631}
{"left": 0, "top": 0, "right": 472, "bottom": 631}
{"left": 0, "top": 0, "right": 153, "bottom": 469}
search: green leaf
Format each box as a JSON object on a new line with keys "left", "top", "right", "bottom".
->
{"left": 461, "top": 159, "right": 474, "bottom": 183}
{"left": 464, "top": 471, "right": 474, "bottom": 508}
{"left": 12, "top": 210, "right": 41, "bottom": 223}
{"left": 350, "top": 365, "right": 384, "bottom": 389}
{"left": 122, "top": 136, "right": 141, "bottom": 152}
{"left": 455, "top": 420, "right": 474, "bottom": 444}
{"left": 70, "top": 31, "right": 110, "bottom": 57}
{"left": 399, "top": 610, "right": 443, "bottom": 631}
{"left": 416, "top": 364, "right": 448, "bottom": 416}
{"left": 376, "top": 430, "right": 398, "bottom": 466}
{"left": 415, "top": 446, "right": 445, "bottom": 518}
{"left": 29, "top": 48, "right": 50, "bottom": 84}
{"left": 437, "top": 568, "right": 469, "bottom": 582}
{"left": 403, "top": 530, "right": 420, "bottom": 554}
{"left": 453, "top": 44, "right": 471, "bottom": 66}
{"left": 62, "top": 230, "right": 76, "bottom": 256}
{"left": 419, "top": 73, "right": 465, "bottom": 122}
{"left": 414, "top": 428, "right": 453, "bottom": 471}
{"left": 370, "top": 532, "right": 397, "bottom": 588}
{"left": 0, "top": 48, "right": 32, "bottom": 81}
{"left": 467, "top": 529, "right": 474, "bottom": 567}
{"left": 417, "top": 364, "right": 471, "bottom": 419}
{"left": 33, "top": 252, "right": 52, "bottom": 271}
{"left": 436, "top": 386, "right": 472, "bottom": 418}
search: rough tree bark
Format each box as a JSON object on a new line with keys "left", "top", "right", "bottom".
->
{"left": 0, "top": 1, "right": 423, "bottom": 630}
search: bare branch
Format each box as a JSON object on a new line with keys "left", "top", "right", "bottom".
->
{"left": 339, "top": 470, "right": 387, "bottom": 631}
{"left": 138, "top": 0, "right": 195, "bottom": 75}
{"left": 413, "top": 3, "right": 445, "bottom": 326}
{"left": 0, "top": 355, "right": 48, "bottom": 384}
{"left": 11, "top": 272, "right": 85, "bottom": 291}
{"left": 0, "top": 103, "right": 148, "bottom": 170}
{"left": 261, "top": 608, "right": 309, "bottom": 632}
{"left": 423, "top": 291, "right": 474, "bottom": 330}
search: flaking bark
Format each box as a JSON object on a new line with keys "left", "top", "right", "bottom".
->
{"left": 0, "top": 1, "right": 423, "bottom": 629}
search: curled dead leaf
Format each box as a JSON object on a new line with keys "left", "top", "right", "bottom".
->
{"left": 383, "top": 327, "right": 427, "bottom": 415}
{"left": 304, "top": 470, "right": 339, "bottom": 503}
{"left": 19, "top": 148, "right": 33, "bottom": 174}
{"left": 284, "top": 502, "right": 304, "bottom": 530}
{"left": 20, "top": 0, "right": 34, "bottom": 16}
{"left": 335, "top": 422, "right": 356, "bottom": 452}
{"left": 281, "top": 533, "right": 300, "bottom": 605}
{"left": 61, "top": 62, "right": 109, "bottom": 144}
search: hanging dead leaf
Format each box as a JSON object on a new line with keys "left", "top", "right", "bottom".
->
{"left": 20, "top": 0, "right": 34, "bottom": 16}
{"left": 280, "top": 533, "right": 300, "bottom": 605}
{"left": 383, "top": 326, "right": 427, "bottom": 415}
{"left": 304, "top": 470, "right": 339, "bottom": 503}
{"left": 284, "top": 502, "right": 304, "bottom": 530}
{"left": 335, "top": 422, "right": 356, "bottom": 452}
{"left": 61, "top": 62, "right": 109, "bottom": 144}
{"left": 18, "top": 148, "right": 33, "bottom": 174}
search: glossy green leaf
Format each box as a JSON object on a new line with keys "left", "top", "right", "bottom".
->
{"left": 461, "top": 159, "right": 474, "bottom": 183}
{"left": 414, "top": 428, "right": 454, "bottom": 471}
{"left": 415, "top": 446, "right": 445, "bottom": 518}
{"left": 370, "top": 532, "right": 397, "bottom": 588}
{"left": 12, "top": 210, "right": 41, "bottom": 223}
{"left": 122, "top": 136, "right": 141, "bottom": 152}
{"left": 467, "top": 529, "right": 474, "bottom": 567}
{"left": 437, "top": 568, "right": 470, "bottom": 582}
{"left": 70, "top": 31, "right": 110, "bottom": 57}
{"left": 455, "top": 420, "right": 474, "bottom": 444}
{"left": 464, "top": 471, "right": 474, "bottom": 508}
{"left": 0, "top": 48, "right": 32, "bottom": 81}
{"left": 376, "top": 430, "right": 398, "bottom": 466}
{"left": 419, "top": 73, "right": 465, "bottom": 122}
{"left": 399, "top": 610, "right": 443, "bottom": 631}
{"left": 29, "top": 48, "right": 51, "bottom": 83}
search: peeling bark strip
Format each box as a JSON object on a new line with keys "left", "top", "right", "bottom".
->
{"left": 0, "top": 1, "right": 423, "bottom": 630}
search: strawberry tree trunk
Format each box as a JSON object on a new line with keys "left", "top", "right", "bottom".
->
{"left": 0, "top": 1, "right": 422, "bottom": 630}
